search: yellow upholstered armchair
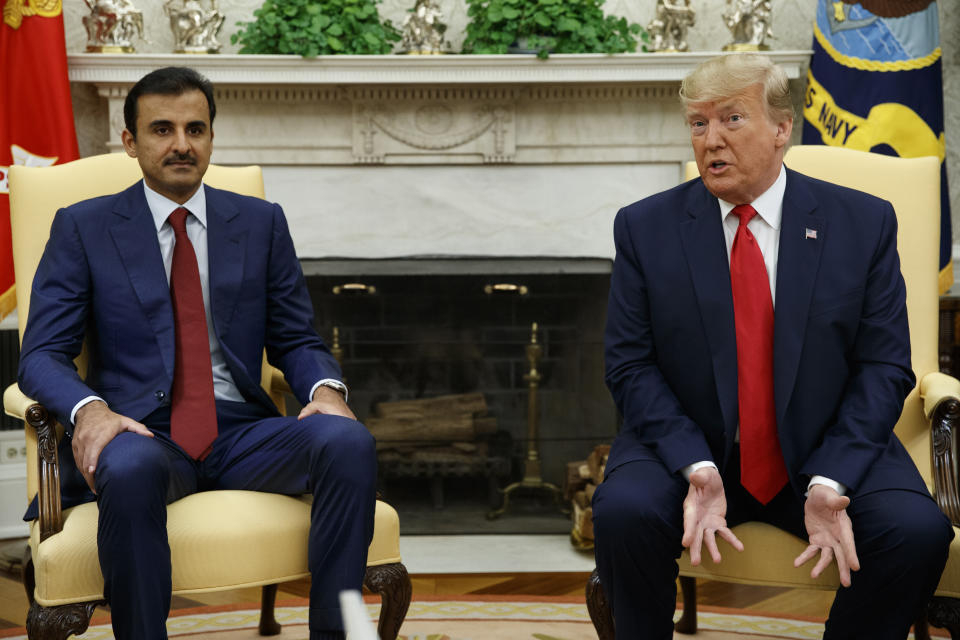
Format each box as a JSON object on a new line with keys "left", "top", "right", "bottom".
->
{"left": 585, "top": 146, "right": 960, "bottom": 639}
{"left": 2, "top": 153, "right": 411, "bottom": 639}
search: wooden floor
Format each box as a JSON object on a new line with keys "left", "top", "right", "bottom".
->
{"left": 0, "top": 537, "right": 836, "bottom": 631}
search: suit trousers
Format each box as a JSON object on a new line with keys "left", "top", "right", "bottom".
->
{"left": 93, "top": 400, "right": 377, "bottom": 640}
{"left": 592, "top": 449, "right": 953, "bottom": 640}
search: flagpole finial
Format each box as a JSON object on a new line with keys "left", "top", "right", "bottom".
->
{"left": 4, "top": 0, "right": 63, "bottom": 30}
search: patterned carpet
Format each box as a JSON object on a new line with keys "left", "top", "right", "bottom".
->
{"left": 0, "top": 597, "right": 941, "bottom": 639}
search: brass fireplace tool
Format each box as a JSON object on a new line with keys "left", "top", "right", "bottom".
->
{"left": 487, "top": 321, "right": 567, "bottom": 519}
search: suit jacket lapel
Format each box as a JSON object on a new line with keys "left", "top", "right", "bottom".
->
{"left": 773, "top": 169, "right": 825, "bottom": 426}
{"left": 679, "top": 182, "right": 739, "bottom": 448}
{"left": 109, "top": 183, "right": 176, "bottom": 378}
{"left": 205, "top": 185, "right": 247, "bottom": 345}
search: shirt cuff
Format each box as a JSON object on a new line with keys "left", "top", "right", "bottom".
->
{"left": 310, "top": 379, "right": 348, "bottom": 404}
{"left": 806, "top": 475, "right": 847, "bottom": 497}
{"left": 682, "top": 460, "right": 718, "bottom": 482}
{"left": 70, "top": 396, "right": 106, "bottom": 427}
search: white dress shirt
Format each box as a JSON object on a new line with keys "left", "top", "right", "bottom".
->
{"left": 147, "top": 183, "right": 245, "bottom": 403}
{"left": 70, "top": 181, "right": 344, "bottom": 424}
{"left": 683, "top": 166, "right": 845, "bottom": 497}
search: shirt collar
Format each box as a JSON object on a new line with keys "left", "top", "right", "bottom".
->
{"left": 717, "top": 164, "right": 786, "bottom": 230}
{"left": 143, "top": 181, "right": 208, "bottom": 232}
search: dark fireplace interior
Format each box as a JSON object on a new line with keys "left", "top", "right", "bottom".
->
{"left": 302, "top": 258, "right": 619, "bottom": 534}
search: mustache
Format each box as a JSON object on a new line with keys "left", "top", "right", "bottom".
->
{"left": 163, "top": 153, "right": 196, "bottom": 165}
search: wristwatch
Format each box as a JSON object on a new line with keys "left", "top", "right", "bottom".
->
{"left": 317, "top": 379, "right": 348, "bottom": 398}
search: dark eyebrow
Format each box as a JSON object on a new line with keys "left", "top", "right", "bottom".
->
{"left": 147, "top": 120, "right": 207, "bottom": 129}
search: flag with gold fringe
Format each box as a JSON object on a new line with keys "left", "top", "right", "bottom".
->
{"left": 802, "top": 0, "right": 951, "bottom": 292}
{"left": 0, "top": 0, "right": 79, "bottom": 319}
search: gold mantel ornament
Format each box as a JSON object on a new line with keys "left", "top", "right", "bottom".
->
{"left": 164, "top": 0, "right": 225, "bottom": 54}
{"left": 722, "top": 0, "right": 774, "bottom": 51}
{"left": 3, "top": 0, "right": 62, "bottom": 30}
{"left": 82, "top": 0, "right": 145, "bottom": 53}
{"left": 647, "top": 0, "right": 696, "bottom": 53}
{"left": 399, "top": 0, "right": 449, "bottom": 55}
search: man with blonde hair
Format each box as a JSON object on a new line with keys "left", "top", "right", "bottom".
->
{"left": 593, "top": 53, "right": 952, "bottom": 638}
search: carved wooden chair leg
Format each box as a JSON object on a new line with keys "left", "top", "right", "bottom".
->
{"left": 675, "top": 575, "right": 697, "bottom": 634}
{"left": 259, "top": 583, "right": 282, "bottom": 635}
{"left": 914, "top": 609, "right": 932, "bottom": 640}
{"left": 26, "top": 601, "right": 102, "bottom": 640}
{"left": 585, "top": 568, "right": 614, "bottom": 640}
{"left": 928, "top": 596, "right": 960, "bottom": 638}
{"left": 364, "top": 562, "right": 412, "bottom": 640}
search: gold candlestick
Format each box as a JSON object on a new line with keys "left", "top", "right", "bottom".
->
{"left": 487, "top": 322, "right": 567, "bottom": 519}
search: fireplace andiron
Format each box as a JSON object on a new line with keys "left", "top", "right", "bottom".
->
{"left": 487, "top": 322, "right": 567, "bottom": 519}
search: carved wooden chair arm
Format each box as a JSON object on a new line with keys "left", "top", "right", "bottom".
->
{"left": 3, "top": 382, "right": 64, "bottom": 543}
{"left": 921, "top": 372, "right": 960, "bottom": 527}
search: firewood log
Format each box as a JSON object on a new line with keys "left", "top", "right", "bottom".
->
{"left": 374, "top": 393, "right": 487, "bottom": 419}
{"left": 367, "top": 415, "right": 476, "bottom": 444}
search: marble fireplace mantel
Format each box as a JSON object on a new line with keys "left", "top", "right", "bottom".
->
{"left": 68, "top": 52, "right": 811, "bottom": 261}
{"left": 69, "top": 51, "right": 810, "bottom": 86}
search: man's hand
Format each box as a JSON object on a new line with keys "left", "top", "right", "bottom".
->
{"left": 72, "top": 400, "right": 153, "bottom": 493}
{"left": 298, "top": 385, "right": 356, "bottom": 421}
{"left": 794, "top": 484, "right": 859, "bottom": 587}
{"left": 682, "top": 467, "right": 744, "bottom": 565}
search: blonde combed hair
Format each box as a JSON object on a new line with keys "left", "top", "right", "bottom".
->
{"left": 680, "top": 53, "right": 794, "bottom": 124}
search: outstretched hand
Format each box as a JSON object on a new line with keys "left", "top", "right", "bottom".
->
{"left": 72, "top": 400, "right": 153, "bottom": 493}
{"left": 682, "top": 467, "right": 744, "bottom": 565}
{"left": 794, "top": 484, "right": 859, "bottom": 587}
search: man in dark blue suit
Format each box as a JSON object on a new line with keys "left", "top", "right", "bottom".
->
{"left": 592, "top": 53, "right": 953, "bottom": 639}
{"left": 17, "top": 67, "right": 375, "bottom": 640}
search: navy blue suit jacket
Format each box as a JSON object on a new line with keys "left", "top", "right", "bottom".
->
{"left": 604, "top": 168, "right": 928, "bottom": 498}
{"left": 18, "top": 182, "right": 341, "bottom": 513}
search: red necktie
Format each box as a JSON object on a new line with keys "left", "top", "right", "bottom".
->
{"left": 730, "top": 204, "right": 788, "bottom": 504}
{"left": 168, "top": 207, "right": 218, "bottom": 460}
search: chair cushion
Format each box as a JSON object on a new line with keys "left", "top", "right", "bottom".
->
{"left": 679, "top": 522, "right": 960, "bottom": 598}
{"left": 30, "top": 491, "right": 401, "bottom": 606}
{"left": 678, "top": 522, "right": 839, "bottom": 591}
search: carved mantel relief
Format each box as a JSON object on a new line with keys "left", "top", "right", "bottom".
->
{"left": 352, "top": 88, "right": 517, "bottom": 164}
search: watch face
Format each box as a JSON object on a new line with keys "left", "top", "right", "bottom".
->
{"left": 321, "top": 381, "right": 346, "bottom": 395}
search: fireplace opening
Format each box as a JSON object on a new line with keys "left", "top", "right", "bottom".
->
{"left": 301, "top": 259, "right": 618, "bottom": 535}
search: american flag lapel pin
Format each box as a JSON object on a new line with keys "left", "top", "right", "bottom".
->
{"left": 805, "top": 228, "right": 818, "bottom": 240}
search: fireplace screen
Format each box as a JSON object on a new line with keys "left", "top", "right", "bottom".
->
{"left": 302, "top": 262, "right": 618, "bottom": 535}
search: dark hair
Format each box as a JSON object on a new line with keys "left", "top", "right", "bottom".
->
{"left": 123, "top": 67, "right": 216, "bottom": 139}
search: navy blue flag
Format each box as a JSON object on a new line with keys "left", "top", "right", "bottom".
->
{"left": 803, "top": 0, "right": 951, "bottom": 292}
